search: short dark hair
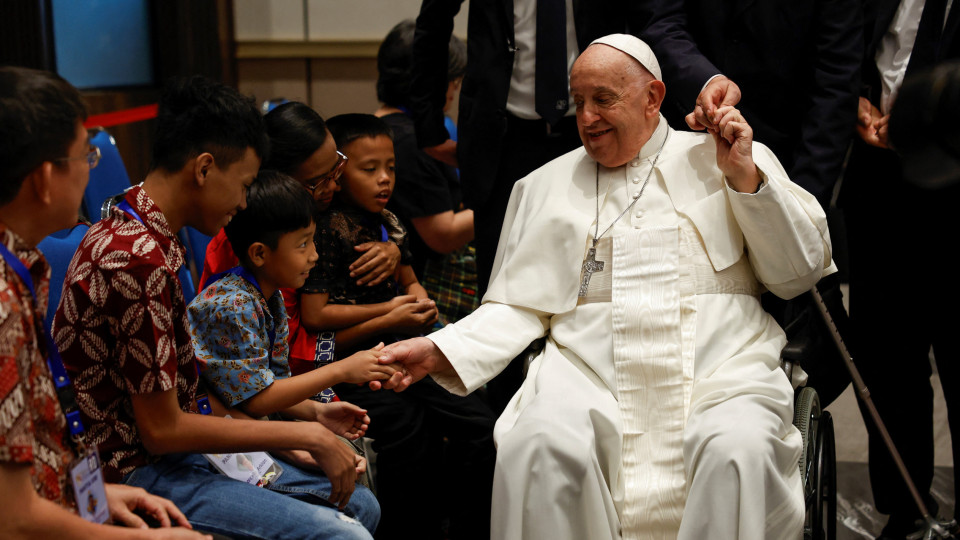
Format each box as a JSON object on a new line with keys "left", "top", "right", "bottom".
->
{"left": 224, "top": 170, "right": 315, "bottom": 266}
{"left": 326, "top": 114, "right": 393, "bottom": 150}
{"left": 150, "top": 76, "right": 268, "bottom": 173}
{"left": 376, "top": 19, "right": 466, "bottom": 107}
{"left": 0, "top": 66, "right": 87, "bottom": 206}
{"left": 263, "top": 102, "right": 329, "bottom": 176}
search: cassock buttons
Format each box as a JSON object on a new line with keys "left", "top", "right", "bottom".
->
{"left": 635, "top": 211, "right": 643, "bottom": 219}
{"left": 630, "top": 159, "right": 640, "bottom": 167}
{"left": 632, "top": 191, "right": 640, "bottom": 199}
{"left": 632, "top": 176, "right": 641, "bottom": 184}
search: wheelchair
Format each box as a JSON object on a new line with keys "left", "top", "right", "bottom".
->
{"left": 788, "top": 371, "right": 837, "bottom": 540}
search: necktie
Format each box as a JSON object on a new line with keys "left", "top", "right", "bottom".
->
{"left": 535, "top": 0, "right": 568, "bottom": 126}
{"left": 909, "top": 0, "right": 949, "bottom": 74}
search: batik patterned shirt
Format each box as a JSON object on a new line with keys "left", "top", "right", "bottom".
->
{"left": 188, "top": 271, "right": 291, "bottom": 408}
{"left": 0, "top": 224, "right": 73, "bottom": 505}
{"left": 52, "top": 186, "right": 199, "bottom": 483}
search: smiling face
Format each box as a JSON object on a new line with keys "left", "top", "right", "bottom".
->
{"left": 338, "top": 135, "right": 395, "bottom": 213}
{"left": 259, "top": 222, "right": 318, "bottom": 291}
{"left": 195, "top": 147, "right": 261, "bottom": 235}
{"left": 570, "top": 45, "right": 665, "bottom": 168}
{"left": 292, "top": 130, "right": 342, "bottom": 211}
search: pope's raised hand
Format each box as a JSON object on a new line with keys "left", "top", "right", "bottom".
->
{"left": 711, "top": 105, "right": 761, "bottom": 193}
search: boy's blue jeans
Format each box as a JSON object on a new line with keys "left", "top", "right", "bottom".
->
{"left": 123, "top": 452, "right": 380, "bottom": 539}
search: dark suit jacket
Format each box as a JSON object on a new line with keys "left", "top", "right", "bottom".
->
{"left": 841, "top": 0, "right": 960, "bottom": 208}
{"left": 409, "top": 0, "right": 653, "bottom": 208}
{"left": 643, "top": 0, "right": 863, "bottom": 206}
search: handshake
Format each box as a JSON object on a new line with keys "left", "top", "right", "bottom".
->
{"left": 337, "top": 336, "right": 449, "bottom": 393}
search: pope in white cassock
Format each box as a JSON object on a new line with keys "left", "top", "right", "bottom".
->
{"left": 379, "top": 34, "right": 835, "bottom": 540}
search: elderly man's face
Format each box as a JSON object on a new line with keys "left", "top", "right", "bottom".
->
{"left": 570, "top": 45, "right": 665, "bottom": 168}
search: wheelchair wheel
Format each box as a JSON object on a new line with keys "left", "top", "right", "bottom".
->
{"left": 795, "top": 386, "right": 837, "bottom": 540}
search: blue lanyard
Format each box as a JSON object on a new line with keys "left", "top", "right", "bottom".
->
{"left": 0, "top": 242, "right": 85, "bottom": 436}
{"left": 205, "top": 266, "right": 278, "bottom": 353}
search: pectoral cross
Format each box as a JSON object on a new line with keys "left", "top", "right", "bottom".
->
{"left": 579, "top": 245, "right": 605, "bottom": 297}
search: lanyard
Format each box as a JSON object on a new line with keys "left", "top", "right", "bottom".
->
{"left": 0, "top": 242, "right": 85, "bottom": 437}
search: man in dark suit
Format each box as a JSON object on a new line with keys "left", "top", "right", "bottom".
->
{"left": 841, "top": 1, "right": 960, "bottom": 537}
{"left": 409, "top": 0, "right": 742, "bottom": 413}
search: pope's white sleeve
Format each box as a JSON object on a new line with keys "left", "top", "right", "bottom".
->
{"left": 427, "top": 302, "right": 551, "bottom": 395}
{"left": 725, "top": 146, "right": 835, "bottom": 299}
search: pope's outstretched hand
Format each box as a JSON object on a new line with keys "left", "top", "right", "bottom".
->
{"left": 376, "top": 337, "right": 452, "bottom": 392}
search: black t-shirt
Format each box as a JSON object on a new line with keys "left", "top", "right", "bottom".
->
{"left": 382, "top": 112, "right": 464, "bottom": 278}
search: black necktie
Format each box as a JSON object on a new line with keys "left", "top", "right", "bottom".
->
{"left": 535, "top": 0, "right": 568, "bottom": 126}
{"left": 909, "top": 0, "right": 949, "bottom": 74}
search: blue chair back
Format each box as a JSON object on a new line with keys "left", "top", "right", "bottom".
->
{"left": 85, "top": 128, "right": 132, "bottom": 223}
{"left": 37, "top": 224, "right": 90, "bottom": 334}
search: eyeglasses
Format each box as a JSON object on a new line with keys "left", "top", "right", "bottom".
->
{"left": 305, "top": 151, "right": 347, "bottom": 194}
{"left": 54, "top": 145, "right": 101, "bottom": 169}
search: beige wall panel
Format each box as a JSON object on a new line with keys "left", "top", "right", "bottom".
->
{"left": 236, "top": 59, "right": 311, "bottom": 105}
{"left": 306, "top": 0, "right": 468, "bottom": 40}
{"left": 234, "top": 0, "right": 306, "bottom": 40}
{"left": 308, "top": 58, "right": 379, "bottom": 118}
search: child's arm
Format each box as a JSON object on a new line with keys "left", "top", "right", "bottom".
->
{"left": 239, "top": 346, "right": 396, "bottom": 418}
{"left": 397, "top": 264, "right": 430, "bottom": 301}
{"left": 300, "top": 291, "right": 416, "bottom": 333}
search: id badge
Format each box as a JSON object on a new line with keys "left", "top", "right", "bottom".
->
{"left": 70, "top": 444, "right": 109, "bottom": 524}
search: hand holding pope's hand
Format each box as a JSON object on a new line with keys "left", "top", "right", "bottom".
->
{"left": 374, "top": 337, "right": 450, "bottom": 392}
{"left": 686, "top": 75, "right": 742, "bottom": 131}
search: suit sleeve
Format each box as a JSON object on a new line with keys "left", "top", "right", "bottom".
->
{"left": 641, "top": 0, "right": 723, "bottom": 111}
{"left": 410, "top": 0, "right": 465, "bottom": 149}
{"left": 788, "top": 0, "right": 863, "bottom": 205}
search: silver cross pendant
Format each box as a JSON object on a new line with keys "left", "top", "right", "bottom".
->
{"left": 578, "top": 246, "right": 605, "bottom": 297}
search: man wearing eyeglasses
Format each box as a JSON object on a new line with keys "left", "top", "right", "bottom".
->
{"left": 0, "top": 66, "right": 207, "bottom": 539}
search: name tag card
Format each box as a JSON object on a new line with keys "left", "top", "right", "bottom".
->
{"left": 203, "top": 451, "right": 284, "bottom": 487}
{"left": 70, "top": 445, "right": 109, "bottom": 524}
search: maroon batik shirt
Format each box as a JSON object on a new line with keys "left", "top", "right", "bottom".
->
{"left": 0, "top": 224, "right": 74, "bottom": 505}
{"left": 53, "top": 186, "right": 199, "bottom": 482}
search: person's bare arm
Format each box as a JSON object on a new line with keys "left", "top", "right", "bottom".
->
{"left": 410, "top": 209, "right": 474, "bottom": 254}
{"left": 130, "top": 389, "right": 360, "bottom": 509}
{"left": 0, "top": 463, "right": 209, "bottom": 540}
{"left": 397, "top": 265, "right": 431, "bottom": 302}
{"left": 240, "top": 346, "right": 393, "bottom": 418}
{"left": 300, "top": 292, "right": 415, "bottom": 333}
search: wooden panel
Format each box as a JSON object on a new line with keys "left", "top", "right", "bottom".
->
{"left": 236, "top": 59, "right": 310, "bottom": 106}
{"left": 234, "top": 0, "right": 305, "bottom": 40}
{"left": 308, "top": 58, "right": 379, "bottom": 118}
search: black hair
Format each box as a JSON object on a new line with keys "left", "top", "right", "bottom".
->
{"left": 150, "top": 76, "right": 268, "bottom": 174}
{"left": 224, "top": 170, "right": 315, "bottom": 265}
{"left": 0, "top": 66, "right": 87, "bottom": 206}
{"left": 263, "top": 101, "right": 329, "bottom": 176}
{"left": 326, "top": 114, "right": 393, "bottom": 150}
{"left": 376, "top": 19, "right": 467, "bottom": 107}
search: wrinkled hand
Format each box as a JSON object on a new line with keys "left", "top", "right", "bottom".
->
{"left": 711, "top": 106, "right": 761, "bottom": 193}
{"left": 856, "top": 96, "right": 890, "bottom": 148}
{"left": 377, "top": 337, "right": 448, "bottom": 392}
{"left": 686, "top": 76, "right": 742, "bottom": 131}
{"left": 105, "top": 483, "right": 193, "bottom": 530}
{"left": 350, "top": 241, "right": 401, "bottom": 286}
{"left": 423, "top": 139, "right": 458, "bottom": 167}
{"left": 310, "top": 427, "right": 359, "bottom": 510}
{"left": 317, "top": 400, "right": 371, "bottom": 440}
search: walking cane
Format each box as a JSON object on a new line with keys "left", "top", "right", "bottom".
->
{"left": 810, "top": 287, "right": 959, "bottom": 539}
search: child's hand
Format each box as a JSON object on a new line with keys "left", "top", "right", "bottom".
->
{"left": 387, "top": 294, "right": 418, "bottom": 311}
{"left": 385, "top": 300, "right": 439, "bottom": 335}
{"left": 316, "top": 401, "right": 371, "bottom": 439}
{"left": 338, "top": 346, "right": 398, "bottom": 385}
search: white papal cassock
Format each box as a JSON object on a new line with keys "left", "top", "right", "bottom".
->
{"left": 428, "top": 117, "right": 834, "bottom": 540}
